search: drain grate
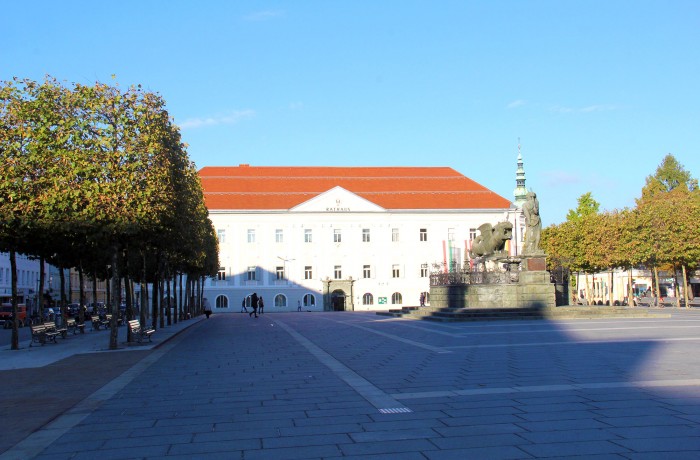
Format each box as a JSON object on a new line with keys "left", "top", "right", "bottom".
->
{"left": 379, "top": 407, "right": 413, "bottom": 414}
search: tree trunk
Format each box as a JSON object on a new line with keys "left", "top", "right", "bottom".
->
{"left": 628, "top": 269, "right": 634, "bottom": 306}
{"left": 151, "top": 275, "right": 159, "bottom": 330}
{"left": 653, "top": 266, "right": 660, "bottom": 300}
{"left": 39, "top": 256, "right": 46, "bottom": 321}
{"left": 682, "top": 265, "right": 689, "bottom": 309}
{"left": 10, "top": 251, "right": 19, "bottom": 350}
{"left": 109, "top": 248, "right": 120, "bottom": 350}
{"left": 59, "top": 268, "right": 67, "bottom": 325}
{"left": 608, "top": 271, "right": 613, "bottom": 306}
{"left": 78, "top": 266, "right": 86, "bottom": 324}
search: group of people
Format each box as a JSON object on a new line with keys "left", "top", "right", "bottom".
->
{"left": 241, "top": 293, "right": 264, "bottom": 318}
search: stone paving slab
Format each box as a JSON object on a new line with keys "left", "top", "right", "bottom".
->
{"left": 1, "top": 310, "right": 700, "bottom": 459}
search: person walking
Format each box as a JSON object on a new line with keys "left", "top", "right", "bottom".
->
{"left": 249, "top": 292, "right": 259, "bottom": 318}
{"left": 241, "top": 297, "right": 248, "bottom": 313}
{"left": 258, "top": 296, "right": 265, "bottom": 314}
{"left": 297, "top": 300, "right": 302, "bottom": 312}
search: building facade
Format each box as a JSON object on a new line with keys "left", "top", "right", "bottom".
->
{"left": 200, "top": 165, "right": 513, "bottom": 312}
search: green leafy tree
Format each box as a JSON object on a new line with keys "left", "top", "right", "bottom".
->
{"left": 565, "top": 192, "right": 601, "bottom": 222}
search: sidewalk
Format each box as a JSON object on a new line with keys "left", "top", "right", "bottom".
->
{"left": 0, "top": 317, "right": 205, "bottom": 456}
{"left": 2, "top": 311, "right": 700, "bottom": 459}
{"left": 0, "top": 317, "right": 203, "bottom": 371}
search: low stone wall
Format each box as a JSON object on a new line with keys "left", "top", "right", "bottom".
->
{"left": 430, "top": 270, "right": 556, "bottom": 309}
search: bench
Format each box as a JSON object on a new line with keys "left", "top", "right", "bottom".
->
{"left": 659, "top": 297, "right": 678, "bottom": 308}
{"left": 66, "top": 318, "right": 85, "bottom": 334}
{"left": 689, "top": 297, "right": 700, "bottom": 308}
{"left": 91, "top": 315, "right": 111, "bottom": 330}
{"left": 128, "top": 320, "right": 155, "bottom": 343}
{"left": 44, "top": 321, "right": 68, "bottom": 339}
{"left": 30, "top": 324, "right": 58, "bottom": 345}
{"left": 637, "top": 296, "right": 657, "bottom": 308}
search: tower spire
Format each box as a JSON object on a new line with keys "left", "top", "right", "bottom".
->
{"left": 513, "top": 138, "right": 527, "bottom": 208}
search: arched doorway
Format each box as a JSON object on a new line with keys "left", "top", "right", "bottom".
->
{"left": 331, "top": 290, "right": 346, "bottom": 311}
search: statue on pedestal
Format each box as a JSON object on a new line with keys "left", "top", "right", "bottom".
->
{"left": 523, "top": 191, "right": 543, "bottom": 255}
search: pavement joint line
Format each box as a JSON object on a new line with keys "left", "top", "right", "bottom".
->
{"left": 391, "top": 378, "right": 700, "bottom": 400}
{"left": 0, "top": 321, "right": 201, "bottom": 460}
{"left": 317, "top": 316, "right": 452, "bottom": 353}
{"left": 444, "top": 336, "right": 700, "bottom": 350}
{"left": 273, "top": 318, "right": 412, "bottom": 413}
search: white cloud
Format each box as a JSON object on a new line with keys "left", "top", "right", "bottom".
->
{"left": 244, "top": 9, "right": 284, "bottom": 21}
{"left": 178, "top": 110, "right": 255, "bottom": 130}
{"left": 506, "top": 99, "right": 526, "bottom": 109}
{"left": 542, "top": 170, "right": 581, "bottom": 187}
{"left": 550, "top": 104, "right": 618, "bottom": 114}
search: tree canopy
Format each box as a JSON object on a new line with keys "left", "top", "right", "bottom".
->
{"left": 0, "top": 76, "right": 219, "bottom": 349}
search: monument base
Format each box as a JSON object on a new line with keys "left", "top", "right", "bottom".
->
{"left": 430, "top": 255, "right": 555, "bottom": 309}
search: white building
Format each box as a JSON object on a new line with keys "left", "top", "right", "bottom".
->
{"left": 200, "top": 165, "right": 512, "bottom": 312}
{"left": 0, "top": 253, "right": 62, "bottom": 311}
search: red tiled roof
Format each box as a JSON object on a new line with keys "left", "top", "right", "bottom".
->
{"left": 199, "top": 165, "right": 511, "bottom": 210}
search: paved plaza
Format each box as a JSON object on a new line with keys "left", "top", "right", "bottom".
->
{"left": 2, "top": 310, "right": 700, "bottom": 459}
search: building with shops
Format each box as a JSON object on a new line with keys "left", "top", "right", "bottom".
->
{"left": 200, "top": 165, "right": 513, "bottom": 312}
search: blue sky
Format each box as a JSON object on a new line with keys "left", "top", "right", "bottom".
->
{"left": 3, "top": 1, "right": 698, "bottom": 225}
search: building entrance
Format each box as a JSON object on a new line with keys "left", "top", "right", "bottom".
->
{"left": 331, "top": 290, "right": 346, "bottom": 311}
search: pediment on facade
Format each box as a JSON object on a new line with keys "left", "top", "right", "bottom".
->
{"left": 290, "top": 186, "right": 385, "bottom": 212}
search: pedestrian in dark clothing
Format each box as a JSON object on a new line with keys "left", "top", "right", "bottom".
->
{"left": 258, "top": 296, "right": 264, "bottom": 314}
{"left": 241, "top": 297, "right": 248, "bottom": 313}
{"left": 249, "top": 292, "right": 259, "bottom": 318}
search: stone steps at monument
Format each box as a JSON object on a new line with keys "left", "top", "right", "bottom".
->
{"left": 376, "top": 306, "right": 669, "bottom": 321}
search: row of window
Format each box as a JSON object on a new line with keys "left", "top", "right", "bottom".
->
{"left": 217, "top": 227, "right": 432, "bottom": 244}
{"left": 0, "top": 268, "right": 40, "bottom": 288}
{"left": 217, "top": 264, "right": 431, "bottom": 281}
{"left": 213, "top": 291, "right": 425, "bottom": 308}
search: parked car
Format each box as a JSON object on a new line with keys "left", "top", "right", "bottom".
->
{"left": 0, "top": 303, "right": 29, "bottom": 328}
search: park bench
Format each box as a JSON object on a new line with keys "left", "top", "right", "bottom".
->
{"left": 91, "top": 315, "right": 111, "bottom": 330}
{"left": 30, "top": 324, "right": 58, "bottom": 345}
{"left": 659, "top": 297, "right": 678, "bottom": 308}
{"left": 66, "top": 318, "right": 85, "bottom": 334}
{"left": 637, "top": 296, "right": 657, "bottom": 308}
{"left": 44, "top": 321, "right": 68, "bottom": 339}
{"left": 128, "top": 320, "right": 155, "bottom": 344}
{"left": 688, "top": 297, "right": 700, "bottom": 308}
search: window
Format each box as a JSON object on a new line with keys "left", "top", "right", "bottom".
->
{"left": 448, "top": 228, "right": 455, "bottom": 241}
{"left": 215, "top": 295, "right": 228, "bottom": 309}
{"left": 419, "top": 228, "right": 427, "bottom": 241}
{"left": 469, "top": 228, "right": 477, "bottom": 241}
{"left": 274, "top": 294, "right": 287, "bottom": 307}
{"left": 334, "top": 229, "right": 342, "bottom": 243}
{"left": 391, "top": 292, "right": 403, "bottom": 305}
{"left": 334, "top": 265, "right": 342, "bottom": 279}
{"left": 247, "top": 266, "right": 256, "bottom": 281}
{"left": 362, "top": 228, "right": 370, "bottom": 242}
{"left": 247, "top": 229, "right": 255, "bottom": 243}
{"left": 363, "top": 264, "right": 371, "bottom": 279}
{"left": 392, "top": 228, "right": 399, "bottom": 242}
{"left": 363, "top": 293, "right": 374, "bottom": 305}
{"left": 420, "top": 263, "right": 428, "bottom": 278}
{"left": 304, "top": 266, "right": 313, "bottom": 280}
{"left": 392, "top": 264, "right": 401, "bottom": 278}
{"left": 276, "top": 266, "right": 285, "bottom": 280}
{"left": 275, "top": 229, "right": 283, "bottom": 243}
{"left": 304, "top": 229, "right": 312, "bottom": 243}
{"left": 217, "top": 267, "right": 226, "bottom": 281}
{"left": 217, "top": 229, "right": 226, "bottom": 243}
{"left": 303, "top": 294, "right": 316, "bottom": 307}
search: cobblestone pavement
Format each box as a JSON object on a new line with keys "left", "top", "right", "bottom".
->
{"left": 2, "top": 310, "right": 700, "bottom": 459}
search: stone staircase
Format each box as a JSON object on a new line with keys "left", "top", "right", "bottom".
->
{"left": 375, "top": 305, "right": 670, "bottom": 322}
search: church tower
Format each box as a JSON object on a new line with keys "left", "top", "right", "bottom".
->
{"left": 513, "top": 139, "right": 527, "bottom": 208}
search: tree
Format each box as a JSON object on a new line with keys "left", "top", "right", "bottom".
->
{"left": 566, "top": 192, "right": 601, "bottom": 223}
